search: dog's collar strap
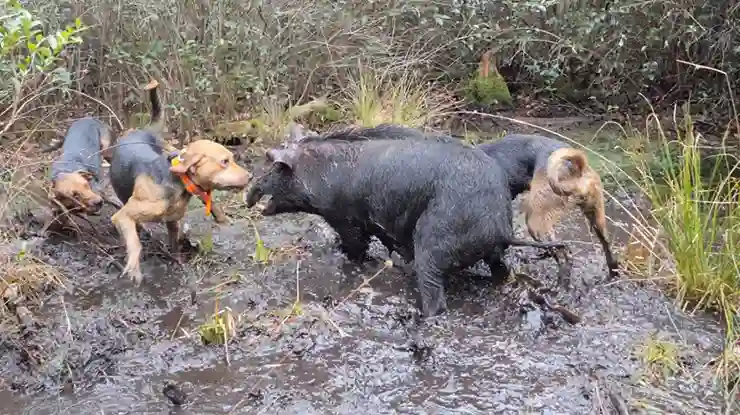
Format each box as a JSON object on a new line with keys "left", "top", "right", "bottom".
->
{"left": 170, "top": 152, "right": 212, "bottom": 217}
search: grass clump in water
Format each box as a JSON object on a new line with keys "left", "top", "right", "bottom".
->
{"left": 628, "top": 108, "right": 739, "bottom": 391}
{"left": 198, "top": 298, "right": 236, "bottom": 346}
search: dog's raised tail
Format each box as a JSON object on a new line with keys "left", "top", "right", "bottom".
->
{"left": 144, "top": 79, "right": 164, "bottom": 135}
{"left": 546, "top": 147, "right": 591, "bottom": 198}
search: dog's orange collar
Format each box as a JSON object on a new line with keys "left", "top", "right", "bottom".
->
{"left": 170, "top": 154, "right": 212, "bottom": 216}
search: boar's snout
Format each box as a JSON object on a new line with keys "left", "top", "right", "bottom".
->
{"left": 245, "top": 184, "right": 263, "bottom": 208}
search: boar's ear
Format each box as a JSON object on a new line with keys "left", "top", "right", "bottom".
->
{"left": 266, "top": 148, "right": 293, "bottom": 171}
{"left": 286, "top": 123, "right": 305, "bottom": 142}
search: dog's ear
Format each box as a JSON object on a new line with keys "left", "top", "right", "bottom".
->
{"left": 79, "top": 171, "right": 94, "bottom": 181}
{"left": 170, "top": 152, "right": 204, "bottom": 175}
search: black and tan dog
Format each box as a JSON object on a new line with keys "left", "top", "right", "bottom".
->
{"left": 42, "top": 116, "right": 121, "bottom": 230}
{"left": 109, "top": 80, "right": 252, "bottom": 285}
{"left": 477, "top": 134, "right": 619, "bottom": 284}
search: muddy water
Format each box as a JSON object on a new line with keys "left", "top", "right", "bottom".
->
{"left": 0, "top": 128, "right": 729, "bottom": 415}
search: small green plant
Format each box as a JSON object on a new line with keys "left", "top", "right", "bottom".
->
{"left": 464, "top": 51, "right": 512, "bottom": 107}
{"left": 248, "top": 220, "right": 271, "bottom": 264}
{"left": 199, "top": 230, "right": 214, "bottom": 255}
{"left": 198, "top": 298, "right": 236, "bottom": 346}
{"left": 637, "top": 334, "right": 682, "bottom": 383}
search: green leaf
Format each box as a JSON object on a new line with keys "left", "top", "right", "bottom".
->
{"left": 36, "top": 46, "right": 51, "bottom": 58}
{"left": 47, "top": 35, "right": 57, "bottom": 51}
{"left": 253, "top": 239, "right": 270, "bottom": 264}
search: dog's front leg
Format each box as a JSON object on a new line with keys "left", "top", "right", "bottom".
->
{"left": 165, "top": 220, "right": 186, "bottom": 264}
{"left": 112, "top": 209, "right": 144, "bottom": 286}
{"left": 210, "top": 203, "right": 229, "bottom": 224}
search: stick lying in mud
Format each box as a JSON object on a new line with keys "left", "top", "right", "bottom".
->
{"left": 526, "top": 289, "right": 581, "bottom": 325}
{"left": 514, "top": 272, "right": 582, "bottom": 325}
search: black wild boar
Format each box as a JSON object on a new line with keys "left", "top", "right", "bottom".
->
{"left": 245, "top": 124, "right": 565, "bottom": 317}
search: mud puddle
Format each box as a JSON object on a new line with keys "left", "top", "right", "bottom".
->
{"left": 0, "top": 128, "right": 730, "bottom": 415}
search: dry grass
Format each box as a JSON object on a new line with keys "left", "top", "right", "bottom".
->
{"left": 344, "top": 67, "right": 458, "bottom": 129}
{"left": 0, "top": 140, "right": 65, "bottom": 324}
{"left": 0, "top": 247, "right": 66, "bottom": 321}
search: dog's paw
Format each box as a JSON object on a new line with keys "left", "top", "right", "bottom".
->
{"left": 127, "top": 268, "right": 143, "bottom": 286}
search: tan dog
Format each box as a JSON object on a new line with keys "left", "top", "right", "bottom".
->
{"left": 109, "top": 135, "right": 252, "bottom": 285}
{"left": 523, "top": 147, "right": 612, "bottom": 266}
{"left": 43, "top": 117, "right": 119, "bottom": 230}
{"left": 477, "top": 135, "right": 618, "bottom": 284}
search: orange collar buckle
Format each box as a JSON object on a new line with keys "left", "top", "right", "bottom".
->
{"left": 171, "top": 153, "right": 212, "bottom": 216}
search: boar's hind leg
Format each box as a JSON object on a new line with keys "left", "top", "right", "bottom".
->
{"left": 336, "top": 224, "right": 372, "bottom": 263}
{"left": 486, "top": 246, "right": 510, "bottom": 284}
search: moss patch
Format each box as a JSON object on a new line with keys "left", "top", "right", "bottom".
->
{"left": 464, "top": 72, "right": 512, "bottom": 107}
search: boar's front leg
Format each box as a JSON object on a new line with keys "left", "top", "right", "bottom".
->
{"left": 410, "top": 228, "right": 449, "bottom": 319}
{"left": 415, "top": 259, "right": 447, "bottom": 317}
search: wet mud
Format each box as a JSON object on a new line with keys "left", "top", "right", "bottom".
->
{"left": 0, "top": 130, "right": 730, "bottom": 415}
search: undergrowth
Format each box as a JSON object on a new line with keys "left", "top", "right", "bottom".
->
{"left": 623, "top": 109, "right": 739, "bottom": 399}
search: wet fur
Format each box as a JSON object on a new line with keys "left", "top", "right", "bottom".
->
{"left": 295, "top": 123, "right": 464, "bottom": 145}
{"left": 109, "top": 81, "right": 252, "bottom": 285}
{"left": 246, "top": 125, "right": 566, "bottom": 317}
{"left": 477, "top": 134, "right": 618, "bottom": 281}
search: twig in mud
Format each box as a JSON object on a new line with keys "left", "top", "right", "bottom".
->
{"left": 663, "top": 303, "right": 686, "bottom": 345}
{"left": 526, "top": 289, "right": 582, "bottom": 325}
{"left": 170, "top": 310, "right": 186, "bottom": 342}
{"left": 224, "top": 315, "right": 231, "bottom": 367}
{"left": 600, "top": 276, "right": 670, "bottom": 287}
{"left": 197, "top": 274, "right": 240, "bottom": 296}
{"left": 61, "top": 296, "right": 72, "bottom": 339}
{"left": 334, "top": 260, "right": 393, "bottom": 307}
{"left": 320, "top": 309, "right": 349, "bottom": 337}
{"left": 593, "top": 382, "right": 605, "bottom": 413}
{"left": 513, "top": 273, "right": 582, "bottom": 325}
{"left": 81, "top": 241, "right": 124, "bottom": 273}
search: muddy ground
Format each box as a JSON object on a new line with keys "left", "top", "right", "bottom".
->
{"left": 0, "top": 122, "right": 731, "bottom": 414}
